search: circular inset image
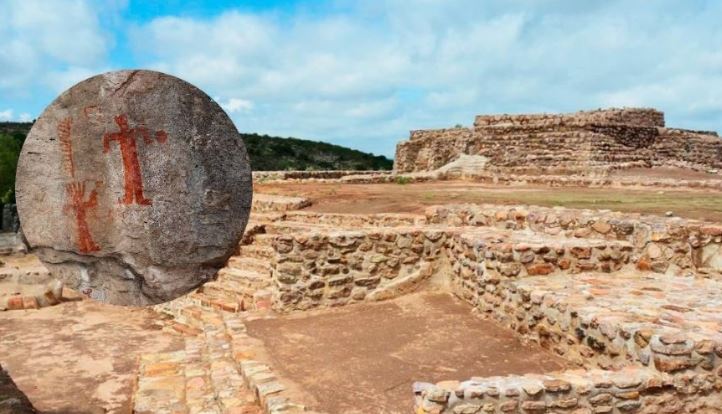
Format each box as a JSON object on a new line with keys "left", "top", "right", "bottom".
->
{"left": 15, "top": 70, "right": 253, "bottom": 306}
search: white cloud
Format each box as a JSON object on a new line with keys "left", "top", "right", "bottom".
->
{"left": 221, "top": 98, "right": 254, "bottom": 114}
{"left": 0, "top": 0, "right": 111, "bottom": 97}
{"left": 0, "top": 110, "right": 13, "bottom": 121}
{"left": 0, "top": 109, "right": 33, "bottom": 122}
{"left": 126, "top": 1, "right": 722, "bottom": 156}
{"left": 2, "top": 1, "right": 722, "bottom": 157}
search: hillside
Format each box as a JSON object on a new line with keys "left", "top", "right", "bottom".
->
{"left": 0, "top": 122, "right": 391, "bottom": 206}
{"left": 241, "top": 133, "right": 391, "bottom": 171}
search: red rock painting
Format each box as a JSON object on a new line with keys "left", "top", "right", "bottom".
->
{"left": 65, "top": 182, "right": 100, "bottom": 253}
{"left": 103, "top": 114, "right": 168, "bottom": 206}
{"left": 57, "top": 117, "right": 75, "bottom": 177}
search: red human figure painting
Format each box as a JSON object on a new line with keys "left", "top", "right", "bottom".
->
{"left": 65, "top": 182, "right": 100, "bottom": 253}
{"left": 58, "top": 117, "right": 75, "bottom": 177}
{"left": 102, "top": 114, "right": 168, "bottom": 206}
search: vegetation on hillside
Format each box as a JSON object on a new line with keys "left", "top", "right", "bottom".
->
{"left": 241, "top": 133, "right": 392, "bottom": 171}
{"left": 0, "top": 127, "right": 25, "bottom": 205}
{"left": 0, "top": 122, "right": 392, "bottom": 207}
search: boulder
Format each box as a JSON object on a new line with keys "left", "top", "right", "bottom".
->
{"left": 16, "top": 70, "right": 252, "bottom": 306}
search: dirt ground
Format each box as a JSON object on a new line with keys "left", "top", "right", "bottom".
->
{"left": 0, "top": 300, "right": 182, "bottom": 414}
{"left": 608, "top": 166, "right": 722, "bottom": 180}
{"left": 257, "top": 180, "right": 722, "bottom": 221}
{"left": 245, "top": 292, "right": 569, "bottom": 414}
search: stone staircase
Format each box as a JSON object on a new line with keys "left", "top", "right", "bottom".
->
{"left": 135, "top": 309, "right": 305, "bottom": 414}
{"left": 148, "top": 201, "right": 722, "bottom": 413}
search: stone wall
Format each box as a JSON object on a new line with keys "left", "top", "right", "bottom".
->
{"left": 415, "top": 367, "right": 722, "bottom": 414}
{"left": 473, "top": 108, "right": 665, "bottom": 129}
{"left": 395, "top": 107, "right": 722, "bottom": 175}
{"left": 426, "top": 204, "right": 722, "bottom": 279}
{"left": 251, "top": 194, "right": 312, "bottom": 213}
{"left": 270, "top": 229, "right": 446, "bottom": 311}
{"left": 225, "top": 204, "right": 722, "bottom": 315}
{"left": 447, "top": 230, "right": 632, "bottom": 307}
{"left": 470, "top": 272, "right": 722, "bottom": 375}
{"left": 280, "top": 211, "right": 425, "bottom": 228}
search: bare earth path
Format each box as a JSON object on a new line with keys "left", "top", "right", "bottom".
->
{"left": 0, "top": 300, "right": 182, "bottom": 414}
{"left": 257, "top": 180, "right": 722, "bottom": 221}
{"left": 245, "top": 292, "right": 569, "bottom": 414}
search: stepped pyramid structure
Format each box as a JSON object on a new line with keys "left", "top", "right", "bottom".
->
{"left": 395, "top": 108, "right": 722, "bottom": 175}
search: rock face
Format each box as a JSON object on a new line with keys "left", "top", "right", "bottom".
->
{"left": 15, "top": 70, "right": 252, "bottom": 306}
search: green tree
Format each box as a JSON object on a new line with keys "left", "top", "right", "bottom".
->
{"left": 0, "top": 133, "right": 23, "bottom": 204}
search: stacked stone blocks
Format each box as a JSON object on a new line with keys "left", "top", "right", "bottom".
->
{"left": 395, "top": 108, "right": 722, "bottom": 175}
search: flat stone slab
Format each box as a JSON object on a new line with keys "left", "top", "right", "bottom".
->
{"left": 16, "top": 70, "right": 252, "bottom": 306}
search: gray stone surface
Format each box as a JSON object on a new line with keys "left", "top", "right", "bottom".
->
{"left": 15, "top": 70, "right": 252, "bottom": 306}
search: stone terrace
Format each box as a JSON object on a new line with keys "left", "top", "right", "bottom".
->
{"left": 144, "top": 196, "right": 722, "bottom": 413}
{"left": 6, "top": 193, "right": 721, "bottom": 412}
{"left": 394, "top": 107, "right": 722, "bottom": 176}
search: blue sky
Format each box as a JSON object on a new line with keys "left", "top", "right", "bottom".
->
{"left": 2, "top": 1, "right": 722, "bottom": 157}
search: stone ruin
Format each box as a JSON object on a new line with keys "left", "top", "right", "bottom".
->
{"left": 4, "top": 105, "right": 722, "bottom": 413}
{"left": 127, "top": 194, "right": 722, "bottom": 413}
{"left": 394, "top": 108, "right": 722, "bottom": 176}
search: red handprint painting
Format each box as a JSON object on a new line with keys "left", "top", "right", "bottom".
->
{"left": 103, "top": 114, "right": 168, "bottom": 206}
{"left": 65, "top": 182, "right": 100, "bottom": 253}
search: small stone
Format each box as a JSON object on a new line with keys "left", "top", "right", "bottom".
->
{"left": 613, "top": 376, "right": 641, "bottom": 389}
{"left": 636, "top": 258, "right": 652, "bottom": 271}
{"left": 570, "top": 246, "right": 592, "bottom": 259}
{"left": 424, "top": 387, "right": 450, "bottom": 403}
{"left": 592, "top": 221, "right": 612, "bottom": 234}
{"left": 634, "top": 329, "right": 653, "bottom": 348}
{"left": 646, "top": 244, "right": 663, "bottom": 259}
{"left": 615, "top": 400, "right": 642, "bottom": 411}
{"left": 520, "top": 400, "right": 546, "bottom": 412}
{"left": 614, "top": 391, "right": 639, "bottom": 400}
{"left": 550, "top": 397, "right": 578, "bottom": 408}
{"left": 543, "top": 379, "right": 571, "bottom": 392}
{"left": 589, "top": 393, "right": 612, "bottom": 405}
{"left": 695, "top": 340, "right": 715, "bottom": 355}
{"left": 653, "top": 354, "right": 693, "bottom": 372}
{"left": 452, "top": 403, "right": 482, "bottom": 414}
{"left": 328, "top": 275, "right": 353, "bottom": 286}
{"left": 526, "top": 262, "right": 555, "bottom": 276}
{"left": 522, "top": 382, "right": 544, "bottom": 396}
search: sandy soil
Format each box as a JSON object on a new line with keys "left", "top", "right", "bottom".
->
{"left": 0, "top": 300, "right": 182, "bottom": 414}
{"left": 257, "top": 181, "right": 722, "bottom": 221}
{"left": 245, "top": 292, "right": 569, "bottom": 414}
